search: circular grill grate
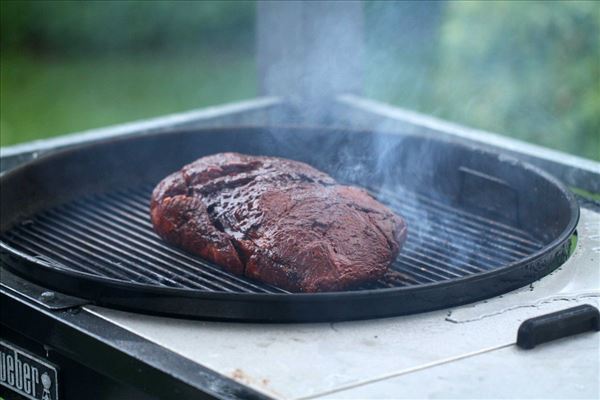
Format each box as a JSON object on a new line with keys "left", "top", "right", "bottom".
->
{"left": 0, "top": 127, "right": 578, "bottom": 321}
{"left": 2, "top": 183, "right": 544, "bottom": 293}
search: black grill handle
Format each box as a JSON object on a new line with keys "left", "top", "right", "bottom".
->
{"left": 517, "top": 304, "right": 600, "bottom": 349}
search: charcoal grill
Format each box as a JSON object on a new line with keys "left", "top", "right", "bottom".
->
{"left": 2, "top": 3, "right": 598, "bottom": 399}
{"left": 0, "top": 127, "right": 578, "bottom": 322}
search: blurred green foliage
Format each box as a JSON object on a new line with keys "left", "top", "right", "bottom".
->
{"left": 1, "top": 0, "right": 598, "bottom": 161}
{"left": 0, "top": 0, "right": 256, "bottom": 147}
{"left": 0, "top": 54, "right": 256, "bottom": 146}
{"left": 366, "top": 0, "right": 599, "bottom": 161}
{"left": 436, "top": 1, "right": 600, "bottom": 160}
{"left": 1, "top": 0, "right": 254, "bottom": 53}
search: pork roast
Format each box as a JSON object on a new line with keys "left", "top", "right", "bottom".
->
{"left": 150, "top": 153, "right": 407, "bottom": 292}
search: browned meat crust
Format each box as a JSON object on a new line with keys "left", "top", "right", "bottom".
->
{"left": 150, "top": 153, "right": 407, "bottom": 292}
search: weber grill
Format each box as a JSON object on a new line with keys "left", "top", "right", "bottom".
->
{"left": 2, "top": 2, "right": 598, "bottom": 399}
{"left": 0, "top": 127, "right": 578, "bottom": 322}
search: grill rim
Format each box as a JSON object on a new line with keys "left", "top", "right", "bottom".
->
{"left": 0, "top": 126, "right": 580, "bottom": 321}
{"left": 0, "top": 236, "right": 573, "bottom": 321}
{"left": 0, "top": 223, "right": 576, "bottom": 300}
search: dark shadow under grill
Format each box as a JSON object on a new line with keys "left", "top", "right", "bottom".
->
{"left": 2, "top": 183, "right": 544, "bottom": 294}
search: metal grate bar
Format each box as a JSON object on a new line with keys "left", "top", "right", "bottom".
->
{"left": 379, "top": 186, "right": 541, "bottom": 244}
{"left": 39, "top": 211, "right": 231, "bottom": 291}
{"left": 401, "top": 228, "right": 513, "bottom": 266}
{"left": 404, "top": 242, "right": 485, "bottom": 272}
{"left": 2, "top": 183, "right": 544, "bottom": 293}
{"left": 89, "top": 195, "right": 288, "bottom": 293}
{"left": 379, "top": 197, "right": 536, "bottom": 259}
{"left": 58, "top": 203, "right": 271, "bottom": 293}
{"left": 8, "top": 227, "right": 157, "bottom": 283}
{"left": 402, "top": 244, "right": 483, "bottom": 274}
{"left": 8, "top": 231, "right": 130, "bottom": 279}
{"left": 394, "top": 201, "right": 536, "bottom": 256}
{"left": 29, "top": 218, "right": 187, "bottom": 287}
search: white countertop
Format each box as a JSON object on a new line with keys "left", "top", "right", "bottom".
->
{"left": 86, "top": 208, "right": 600, "bottom": 399}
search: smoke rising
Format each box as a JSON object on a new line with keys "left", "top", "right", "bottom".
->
{"left": 254, "top": 1, "right": 558, "bottom": 280}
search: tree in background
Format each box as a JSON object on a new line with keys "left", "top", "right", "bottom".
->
{"left": 434, "top": 1, "right": 599, "bottom": 160}
{"left": 0, "top": 1, "right": 256, "bottom": 146}
{"left": 1, "top": 1, "right": 598, "bottom": 160}
{"left": 0, "top": 1, "right": 254, "bottom": 54}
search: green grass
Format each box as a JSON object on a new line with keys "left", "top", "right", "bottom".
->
{"left": 571, "top": 187, "right": 600, "bottom": 202}
{"left": 1, "top": 52, "right": 256, "bottom": 147}
{"left": 569, "top": 233, "right": 578, "bottom": 256}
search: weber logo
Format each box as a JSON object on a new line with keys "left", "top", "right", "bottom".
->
{"left": 0, "top": 340, "right": 59, "bottom": 400}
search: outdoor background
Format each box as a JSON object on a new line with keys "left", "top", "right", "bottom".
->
{"left": 1, "top": 0, "right": 599, "bottom": 160}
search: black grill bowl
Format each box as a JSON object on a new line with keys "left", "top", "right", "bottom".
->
{"left": 0, "top": 127, "right": 579, "bottom": 322}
